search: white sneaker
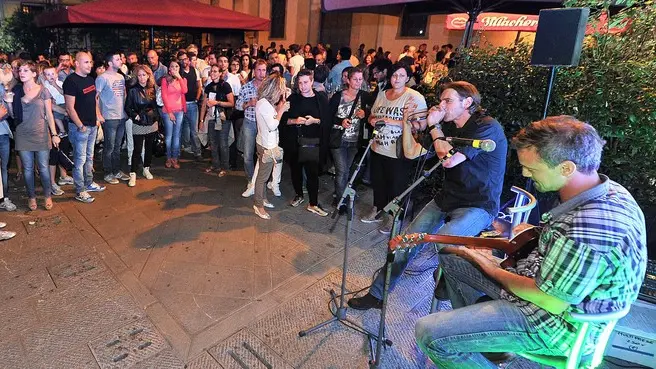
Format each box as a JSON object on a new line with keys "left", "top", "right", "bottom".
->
{"left": 115, "top": 171, "right": 130, "bottom": 181}
{"left": 86, "top": 182, "right": 106, "bottom": 192}
{"left": 128, "top": 172, "right": 136, "bottom": 187}
{"left": 0, "top": 198, "right": 17, "bottom": 212}
{"left": 51, "top": 183, "right": 65, "bottom": 196}
{"left": 242, "top": 183, "right": 254, "bottom": 198}
{"left": 378, "top": 215, "right": 392, "bottom": 234}
{"left": 58, "top": 175, "right": 74, "bottom": 185}
{"left": 143, "top": 167, "right": 154, "bottom": 180}
{"left": 307, "top": 204, "right": 328, "bottom": 217}
{"left": 267, "top": 182, "right": 281, "bottom": 197}
{"left": 361, "top": 207, "right": 383, "bottom": 223}
{"left": 0, "top": 230, "right": 16, "bottom": 241}
{"left": 0, "top": 222, "right": 6, "bottom": 228}
{"left": 104, "top": 174, "right": 119, "bottom": 184}
{"left": 75, "top": 191, "right": 95, "bottom": 203}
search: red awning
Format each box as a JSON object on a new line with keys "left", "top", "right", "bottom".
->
{"left": 446, "top": 11, "right": 630, "bottom": 33}
{"left": 35, "top": 0, "right": 270, "bottom": 31}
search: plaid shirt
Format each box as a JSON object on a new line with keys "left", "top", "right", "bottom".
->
{"left": 501, "top": 175, "right": 647, "bottom": 355}
{"left": 236, "top": 79, "right": 257, "bottom": 122}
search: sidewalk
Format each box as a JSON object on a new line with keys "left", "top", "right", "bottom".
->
{"left": 0, "top": 158, "right": 645, "bottom": 368}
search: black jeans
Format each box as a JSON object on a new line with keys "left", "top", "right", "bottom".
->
{"left": 371, "top": 150, "right": 409, "bottom": 210}
{"left": 131, "top": 132, "right": 155, "bottom": 173}
{"left": 286, "top": 147, "right": 320, "bottom": 206}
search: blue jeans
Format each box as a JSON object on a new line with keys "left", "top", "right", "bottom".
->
{"left": 0, "top": 134, "right": 9, "bottom": 198}
{"left": 331, "top": 140, "right": 359, "bottom": 199}
{"left": 182, "top": 102, "right": 201, "bottom": 156}
{"left": 415, "top": 254, "right": 557, "bottom": 368}
{"left": 69, "top": 123, "right": 98, "bottom": 194}
{"left": 102, "top": 118, "right": 126, "bottom": 175}
{"left": 241, "top": 117, "right": 257, "bottom": 181}
{"left": 209, "top": 120, "right": 231, "bottom": 170}
{"left": 369, "top": 200, "right": 493, "bottom": 299}
{"left": 19, "top": 150, "right": 51, "bottom": 199}
{"left": 162, "top": 111, "right": 184, "bottom": 159}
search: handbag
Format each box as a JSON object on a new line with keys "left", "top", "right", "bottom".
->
{"left": 329, "top": 91, "right": 361, "bottom": 149}
{"left": 153, "top": 131, "right": 166, "bottom": 157}
{"left": 297, "top": 135, "right": 320, "bottom": 163}
{"left": 262, "top": 146, "right": 284, "bottom": 163}
{"left": 395, "top": 132, "right": 404, "bottom": 159}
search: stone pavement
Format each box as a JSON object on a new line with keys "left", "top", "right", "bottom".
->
{"left": 0, "top": 157, "right": 645, "bottom": 369}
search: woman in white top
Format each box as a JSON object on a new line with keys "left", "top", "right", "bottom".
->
{"left": 360, "top": 64, "right": 427, "bottom": 233}
{"left": 253, "top": 72, "right": 288, "bottom": 219}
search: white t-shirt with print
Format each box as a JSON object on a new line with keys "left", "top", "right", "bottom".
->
{"left": 371, "top": 88, "right": 427, "bottom": 159}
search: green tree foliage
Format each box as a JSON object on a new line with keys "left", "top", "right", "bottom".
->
{"left": 0, "top": 20, "right": 19, "bottom": 52}
{"left": 449, "top": 0, "right": 656, "bottom": 208}
{"left": 2, "top": 10, "right": 53, "bottom": 57}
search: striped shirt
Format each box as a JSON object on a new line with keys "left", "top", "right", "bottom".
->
{"left": 236, "top": 79, "right": 257, "bottom": 122}
{"left": 501, "top": 175, "right": 647, "bottom": 355}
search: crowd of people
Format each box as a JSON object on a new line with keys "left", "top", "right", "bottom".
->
{"left": 0, "top": 40, "right": 457, "bottom": 229}
{"left": 0, "top": 39, "right": 647, "bottom": 369}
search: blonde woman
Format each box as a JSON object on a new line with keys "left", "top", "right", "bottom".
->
{"left": 253, "top": 73, "right": 287, "bottom": 219}
{"left": 125, "top": 65, "right": 160, "bottom": 186}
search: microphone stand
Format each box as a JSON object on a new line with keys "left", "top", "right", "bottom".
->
{"left": 369, "top": 155, "right": 448, "bottom": 368}
{"left": 299, "top": 126, "right": 392, "bottom": 367}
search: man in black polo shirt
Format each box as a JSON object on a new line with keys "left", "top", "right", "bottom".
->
{"left": 348, "top": 81, "right": 507, "bottom": 310}
{"left": 177, "top": 51, "right": 202, "bottom": 161}
{"left": 63, "top": 51, "right": 106, "bottom": 204}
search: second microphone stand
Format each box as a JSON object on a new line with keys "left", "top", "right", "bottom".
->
{"left": 298, "top": 130, "right": 392, "bottom": 368}
{"left": 369, "top": 155, "right": 447, "bottom": 368}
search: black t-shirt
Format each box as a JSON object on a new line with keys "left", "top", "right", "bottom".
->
{"left": 62, "top": 73, "right": 97, "bottom": 126}
{"left": 204, "top": 80, "right": 233, "bottom": 118}
{"left": 180, "top": 67, "right": 199, "bottom": 102}
{"left": 288, "top": 94, "right": 322, "bottom": 138}
{"left": 437, "top": 114, "right": 508, "bottom": 217}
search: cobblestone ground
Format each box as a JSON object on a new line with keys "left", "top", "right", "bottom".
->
{"left": 0, "top": 156, "right": 646, "bottom": 369}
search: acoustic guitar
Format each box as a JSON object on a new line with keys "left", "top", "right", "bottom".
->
{"left": 388, "top": 224, "right": 540, "bottom": 268}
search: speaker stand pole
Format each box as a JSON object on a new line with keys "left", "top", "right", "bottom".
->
{"left": 542, "top": 66, "right": 558, "bottom": 119}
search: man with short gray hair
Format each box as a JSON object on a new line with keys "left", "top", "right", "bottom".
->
{"left": 416, "top": 116, "right": 646, "bottom": 368}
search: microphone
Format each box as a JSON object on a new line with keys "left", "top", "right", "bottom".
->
{"left": 437, "top": 137, "right": 496, "bottom": 152}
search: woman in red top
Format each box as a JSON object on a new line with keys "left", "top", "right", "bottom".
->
{"left": 160, "top": 61, "right": 187, "bottom": 169}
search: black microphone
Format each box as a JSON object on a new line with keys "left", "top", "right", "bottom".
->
{"left": 437, "top": 137, "right": 496, "bottom": 152}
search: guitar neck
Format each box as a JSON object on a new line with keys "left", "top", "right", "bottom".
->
{"left": 422, "top": 234, "right": 519, "bottom": 255}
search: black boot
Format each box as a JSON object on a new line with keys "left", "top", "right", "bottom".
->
{"left": 347, "top": 293, "right": 383, "bottom": 310}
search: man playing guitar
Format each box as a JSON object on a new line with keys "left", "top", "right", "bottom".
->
{"left": 414, "top": 116, "right": 647, "bottom": 368}
{"left": 348, "top": 81, "right": 508, "bottom": 310}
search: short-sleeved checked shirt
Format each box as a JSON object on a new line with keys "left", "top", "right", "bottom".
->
{"left": 236, "top": 80, "right": 257, "bottom": 122}
{"left": 501, "top": 175, "right": 647, "bottom": 355}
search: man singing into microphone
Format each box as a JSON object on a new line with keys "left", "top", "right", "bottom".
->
{"left": 348, "top": 81, "right": 508, "bottom": 310}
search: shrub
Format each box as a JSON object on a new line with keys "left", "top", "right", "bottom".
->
{"left": 445, "top": 0, "right": 656, "bottom": 210}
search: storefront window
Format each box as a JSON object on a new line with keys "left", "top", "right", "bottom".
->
{"left": 400, "top": 11, "right": 429, "bottom": 38}
{"left": 270, "top": 0, "right": 286, "bottom": 39}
